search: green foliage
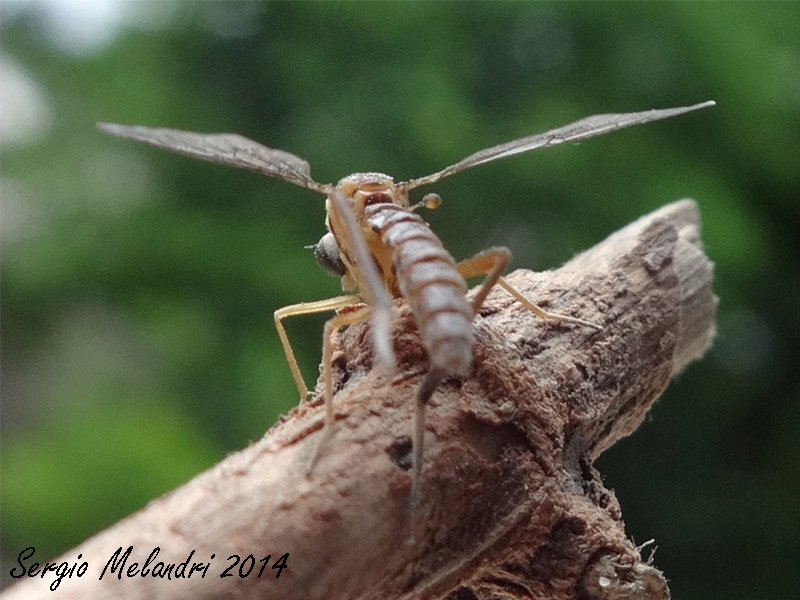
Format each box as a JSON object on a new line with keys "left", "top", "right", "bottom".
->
{"left": 2, "top": 2, "right": 798, "bottom": 598}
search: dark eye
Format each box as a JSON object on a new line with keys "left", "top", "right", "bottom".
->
{"left": 313, "top": 232, "right": 346, "bottom": 277}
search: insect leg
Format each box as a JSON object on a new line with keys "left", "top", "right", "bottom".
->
{"left": 495, "top": 277, "right": 603, "bottom": 330}
{"left": 456, "top": 246, "right": 512, "bottom": 313}
{"left": 410, "top": 366, "right": 446, "bottom": 512}
{"left": 457, "top": 247, "right": 602, "bottom": 329}
{"left": 307, "top": 303, "right": 374, "bottom": 475}
{"left": 274, "top": 295, "right": 361, "bottom": 403}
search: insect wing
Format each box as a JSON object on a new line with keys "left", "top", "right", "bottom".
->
{"left": 405, "top": 100, "right": 715, "bottom": 189}
{"left": 328, "top": 191, "right": 395, "bottom": 368}
{"left": 97, "top": 123, "right": 328, "bottom": 193}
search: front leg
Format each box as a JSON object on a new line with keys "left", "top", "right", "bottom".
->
{"left": 274, "top": 294, "right": 362, "bottom": 403}
{"left": 307, "top": 303, "right": 374, "bottom": 474}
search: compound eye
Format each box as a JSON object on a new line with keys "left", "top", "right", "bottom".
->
{"left": 313, "top": 232, "right": 346, "bottom": 277}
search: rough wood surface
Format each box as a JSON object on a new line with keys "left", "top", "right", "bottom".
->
{"left": 3, "top": 199, "right": 716, "bottom": 600}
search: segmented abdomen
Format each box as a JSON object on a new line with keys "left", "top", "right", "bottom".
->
{"left": 365, "top": 203, "right": 474, "bottom": 375}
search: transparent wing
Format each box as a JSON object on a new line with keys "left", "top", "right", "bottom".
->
{"left": 328, "top": 190, "right": 395, "bottom": 368}
{"left": 404, "top": 100, "right": 715, "bottom": 189}
{"left": 97, "top": 123, "right": 330, "bottom": 193}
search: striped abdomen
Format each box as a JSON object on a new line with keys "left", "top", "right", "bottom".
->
{"left": 365, "top": 203, "right": 474, "bottom": 375}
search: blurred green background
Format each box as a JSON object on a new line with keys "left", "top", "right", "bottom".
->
{"left": 1, "top": 2, "right": 798, "bottom": 597}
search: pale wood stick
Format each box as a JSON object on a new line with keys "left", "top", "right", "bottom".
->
{"left": 2, "top": 199, "right": 716, "bottom": 600}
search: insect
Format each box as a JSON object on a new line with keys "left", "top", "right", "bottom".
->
{"left": 98, "top": 100, "right": 714, "bottom": 500}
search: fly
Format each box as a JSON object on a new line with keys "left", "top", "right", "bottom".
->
{"left": 98, "top": 100, "right": 715, "bottom": 501}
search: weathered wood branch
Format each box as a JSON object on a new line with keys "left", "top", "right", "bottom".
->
{"left": 3, "top": 199, "right": 716, "bottom": 600}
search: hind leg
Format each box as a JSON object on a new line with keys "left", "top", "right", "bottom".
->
{"left": 457, "top": 247, "right": 602, "bottom": 329}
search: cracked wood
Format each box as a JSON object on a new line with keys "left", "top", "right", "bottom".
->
{"left": 2, "top": 199, "right": 716, "bottom": 600}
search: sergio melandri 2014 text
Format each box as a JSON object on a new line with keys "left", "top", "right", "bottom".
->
{"left": 10, "top": 545, "right": 290, "bottom": 591}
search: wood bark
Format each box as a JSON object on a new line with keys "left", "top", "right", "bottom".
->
{"left": 3, "top": 199, "right": 716, "bottom": 600}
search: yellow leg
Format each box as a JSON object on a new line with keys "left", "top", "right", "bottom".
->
{"left": 274, "top": 295, "right": 361, "bottom": 403}
{"left": 457, "top": 246, "right": 602, "bottom": 329}
{"left": 456, "top": 246, "right": 512, "bottom": 314}
{"left": 495, "top": 277, "right": 602, "bottom": 330}
{"left": 307, "top": 303, "right": 374, "bottom": 474}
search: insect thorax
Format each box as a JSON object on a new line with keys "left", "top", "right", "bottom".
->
{"left": 336, "top": 172, "right": 411, "bottom": 205}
